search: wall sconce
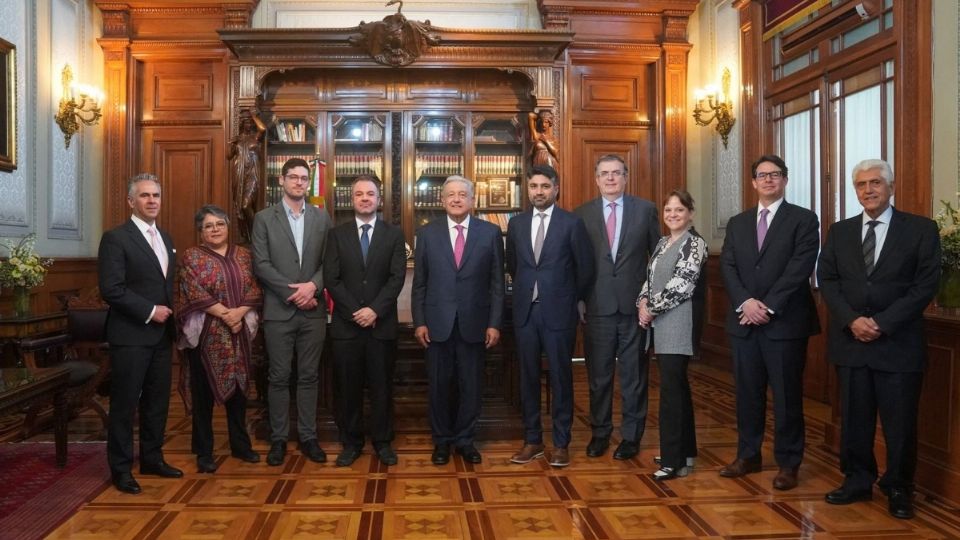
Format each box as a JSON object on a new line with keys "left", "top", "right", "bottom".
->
{"left": 54, "top": 64, "right": 103, "bottom": 148}
{"left": 693, "top": 67, "right": 736, "bottom": 148}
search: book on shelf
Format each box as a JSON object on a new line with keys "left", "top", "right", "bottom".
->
{"left": 334, "top": 152, "right": 383, "bottom": 176}
{"left": 415, "top": 153, "right": 463, "bottom": 177}
{"left": 416, "top": 120, "right": 459, "bottom": 142}
{"left": 474, "top": 154, "right": 521, "bottom": 176}
{"left": 273, "top": 120, "right": 311, "bottom": 143}
{"left": 335, "top": 121, "right": 384, "bottom": 142}
{"left": 475, "top": 211, "right": 520, "bottom": 233}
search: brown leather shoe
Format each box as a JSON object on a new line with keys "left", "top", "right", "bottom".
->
{"left": 773, "top": 466, "right": 799, "bottom": 490}
{"left": 547, "top": 447, "right": 570, "bottom": 468}
{"left": 510, "top": 443, "right": 545, "bottom": 464}
{"left": 718, "top": 458, "right": 762, "bottom": 478}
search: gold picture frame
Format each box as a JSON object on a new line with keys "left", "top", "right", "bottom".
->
{"left": 487, "top": 178, "right": 511, "bottom": 208}
{"left": 0, "top": 37, "right": 15, "bottom": 172}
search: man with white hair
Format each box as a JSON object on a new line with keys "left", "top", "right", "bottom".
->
{"left": 818, "top": 159, "right": 941, "bottom": 519}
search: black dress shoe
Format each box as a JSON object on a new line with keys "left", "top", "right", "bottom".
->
{"left": 112, "top": 472, "right": 142, "bottom": 494}
{"left": 825, "top": 486, "right": 873, "bottom": 505}
{"left": 586, "top": 437, "right": 609, "bottom": 458}
{"left": 613, "top": 440, "right": 639, "bottom": 460}
{"left": 431, "top": 444, "right": 450, "bottom": 465}
{"left": 375, "top": 444, "right": 398, "bottom": 466}
{"left": 335, "top": 446, "right": 362, "bottom": 467}
{"left": 300, "top": 439, "right": 327, "bottom": 463}
{"left": 456, "top": 444, "right": 483, "bottom": 464}
{"left": 267, "top": 440, "right": 286, "bottom": 466}
{"left": 231, "top": 448, "right": 261, "bottom": 463}
{"left": 887, "top": 487, "right": 915, "bottom": 519}
{"left": 140, "top": 460, "right": 183, "bottom": 478}
{"left": 197, "top": 456, "right": 218, "bottom": 473}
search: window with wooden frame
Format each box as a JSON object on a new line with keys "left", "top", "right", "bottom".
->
{"left": 765, "top": 0, "right": 897, "bottom": 226}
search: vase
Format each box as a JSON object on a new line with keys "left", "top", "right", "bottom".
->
{"left": 12, "top": 286, "right": 31, "bottom": 318}
{"left": 937, "top": 267, "right": 960, "bottom": 308}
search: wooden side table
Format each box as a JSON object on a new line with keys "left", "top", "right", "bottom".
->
{"left": 0, "top": 366, "right": 71, "bottom": 467}
{"left": 0, "top": 312, "right": 68, "bottom": 368}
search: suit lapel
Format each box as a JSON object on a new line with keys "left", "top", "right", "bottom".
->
{"left": 520, "top": 211, "right": 536, "bottom": 266}
{"left": 272, "top": 203, "right": 297, "bottom": 253}
{"left": 125, "top": 220, "right": 164, "bottom": 276}
{"left": 617, "top": 197, "right": 634, "bottom": 263}
{"left": 433, "top": 220, "right": 458, "bottom": 270}
{"left": 364, "top": 220, "right": 384, "bottom": 269}
{"left": 758, "top": 202, "right": 789, "bottom": 258}
{"left": 457, "top": 218, "right": 480, "bottom": 271}
{"left": 870, "top": 209, "right": 901, "bottom": 275}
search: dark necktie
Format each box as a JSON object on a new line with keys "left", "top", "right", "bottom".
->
{"left": 863, "top": 220, "right": 880, "bottom": 275}
{"left": 360, "top": 224, "right": 371, "bottom": 263}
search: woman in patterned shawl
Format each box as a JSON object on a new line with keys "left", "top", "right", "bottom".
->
{"left": 637, "top": 190, "right": 708, "bottom": 481}
{"left": 176, "top": 205, "right": 263, "bottom": 473}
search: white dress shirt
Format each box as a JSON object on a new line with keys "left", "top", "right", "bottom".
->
{"left": 530, "top": 204, "right": 554, "bottom": 249}
{"left": 861, "top": 204, "right": 894, "bottom": 266}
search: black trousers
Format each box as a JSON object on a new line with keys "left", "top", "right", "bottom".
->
{"left": 332, "top": 333, "right": 396, "bottom": 448}
{"left": 837, "top": 365, "right": 922, "bottom": 492}
{"left": 426, "top": 322, "right": 485, "bottom": 447}
{"left": 656, "top": 354, "right": 697, "bottom": 469}
{"left": 107, "top": 342, "right": 172, "bottom": 474}
{"left": 730, "top": 333, "right": 807, "bottom": 468}
{"left": 188, "top": 348, "right": 253, "bottom": 459}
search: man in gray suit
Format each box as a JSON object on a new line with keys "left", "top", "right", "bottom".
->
{"left": 574, "top": 155, "right": 661, "bottom": 460}
{"left": 252, "top": 157, "right": 333, "bottom": 466}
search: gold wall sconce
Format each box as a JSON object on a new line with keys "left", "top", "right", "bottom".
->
{"left": 693, "top": 67, "right": 736, "bottom": 148}
{"left": 54, "top": 64, "right": 103, "bottom": 148}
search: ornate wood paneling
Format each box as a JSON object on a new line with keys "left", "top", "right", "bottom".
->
{"left": 569, "top": 127, "right": 654, "bottom": 206}
{"left": 139, "top": 132, "right": 220, "bottom": 253}
{"left": 0, "top": 258, "right": 98, "bottom": 317}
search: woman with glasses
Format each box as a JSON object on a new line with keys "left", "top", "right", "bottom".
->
{"left": 176, "top": 204, "right": 263, "bottom": 473}
{"left": 637, "top": 190, "right": 707, "bottom": 480}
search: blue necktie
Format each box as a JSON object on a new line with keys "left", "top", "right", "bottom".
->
{"left": 360, "top": 224, "right": 371, "bottom": 263}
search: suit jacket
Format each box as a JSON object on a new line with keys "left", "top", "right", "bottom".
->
{"left": 574, "top": 195, "right": 661, "bottom": 316}
{"left": 720, "top": 201, "right": 820, "bottom": 339}
{"left": 323, "top": 218, "right": 407, "bottom": 340}
{"left": 98, "top": 218, "right": 176, "bottom": 347}
{"left": 252, "top": 201, "right": 333, "bottom": 321}
{"left": 411, "top": 216, "right": 505, "bottom": 343}
{"left": 505, "top": 206, "right": 594, "bottom": 330}
{"left": 817, "top": 209, "right": 940, "bottom": 372}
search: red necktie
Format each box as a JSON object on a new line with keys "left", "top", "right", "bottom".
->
{"left": 454, "top": 224, "right": 465, "bottom": 268}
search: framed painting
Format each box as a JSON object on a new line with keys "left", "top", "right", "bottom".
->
{"left": 487, "top": 178, "right": 511, "bottom": 208}
{"left": 0, "top": 37, "right": 16, "bottom": 172}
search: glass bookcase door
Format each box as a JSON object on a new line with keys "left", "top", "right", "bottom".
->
{"left": 410, "top": 113, "right": 466, "bottom": 230}
{"left": 330, "top": 113, "right": 388, "bottom": 225}
{"left": 473, "top": 114, "right": 524, "bottom": 234}
{"left": 264, "top": 115, "right": 318, "bottom": 207}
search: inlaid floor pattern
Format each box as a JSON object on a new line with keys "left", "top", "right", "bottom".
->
{"left": 42, "top": 363, "right": 960, "bottom": 539}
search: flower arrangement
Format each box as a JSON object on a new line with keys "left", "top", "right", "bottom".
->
{"left": 0, "top": 234, "right": 54, "bottom": 289}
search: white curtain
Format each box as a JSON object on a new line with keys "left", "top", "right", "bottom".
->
{"left": 781, "top": 109, "right": 820, "bottom": 216}
{"left": 837, "top": 85, "right": 883, "bottom": 221}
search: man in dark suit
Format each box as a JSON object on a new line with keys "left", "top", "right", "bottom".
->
{"left": 323, "top": 175, "right": 406, "bottom": 467}
{"left": 818, "top": 159, "right": 940, "bottom": 519}
{"left": 719, "top": 154, "right": 820, "bottom": 491}
{"left": 506, "top": 165, "right": 594, "bottom": 468}
{"left": 252, "top": 157, "right": 333, "bottom": 466}
{"left": 98, "top": 173, "right": 183, "bottom": 494}
{"left": 574, "top": 155, "right": 661, "bottom": 460}
{"left": 412, "top": 175, "right": 505, "bottom": 465}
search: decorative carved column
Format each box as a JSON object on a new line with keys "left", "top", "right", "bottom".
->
{"left": 97, "top": 5, "right": 132, "bottom": 229}
{"left": 662, "top": 14, "right": 693, "bottom": 197}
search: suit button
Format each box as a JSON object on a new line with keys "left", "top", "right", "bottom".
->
{"left": 362, "top": 280, "right": 367, "bottom": 284}
{"left": 866, "top": 281, "right": 871, "bottom": 286}
{"left": 755, "top": 265, "right": 760, "bottom": 269}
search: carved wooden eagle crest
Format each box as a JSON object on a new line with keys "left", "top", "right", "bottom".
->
{"left": 349, "top": 1, "right": 441, "bottom": 67}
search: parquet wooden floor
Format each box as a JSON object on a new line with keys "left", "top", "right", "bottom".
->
{"left": 35, "top": 362, "right": 960, "bottom": 538}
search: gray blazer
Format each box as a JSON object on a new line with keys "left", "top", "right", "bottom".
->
{"left": 252, "top": 201, "right": 333, "bottom": 321}
{"left": 639, "top": 231, "right": 708, "bottom": 355}
{"left": 574, "top": 195, "right": 661, "bottom": 316}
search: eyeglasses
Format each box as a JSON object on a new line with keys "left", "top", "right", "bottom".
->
{"left": 755, "top": 171, "right": 784, "bottom": 180}
{"left": 284, "top": 174, "right": 310, "bottom": 184}
{"left": 202, "top": 221, "right": 228, "bottom": 231}
{"left": 598, "top": 170, "right": 625, "bottom": 179}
